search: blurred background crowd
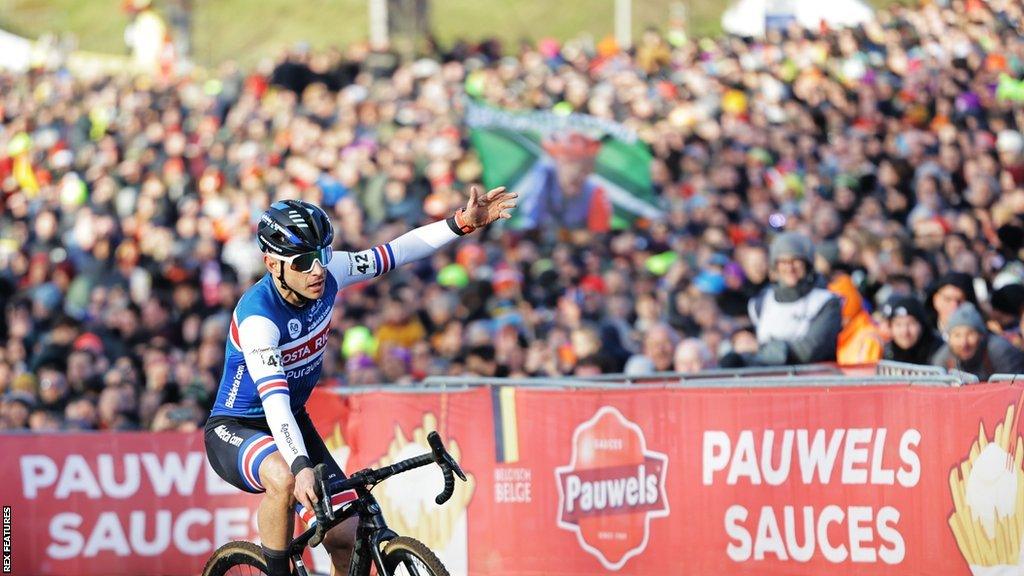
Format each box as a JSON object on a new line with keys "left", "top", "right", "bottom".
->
{"left": 3, "top": 0, "right": 1024, "bottom": 432}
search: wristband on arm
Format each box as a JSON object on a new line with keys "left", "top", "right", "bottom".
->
{"left": 290, "top": 455, "right": 313, "bottom": 475}
{"left": 446, "top": 208, "right": 476, "bottom": 236}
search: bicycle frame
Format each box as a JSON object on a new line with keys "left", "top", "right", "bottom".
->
{"left": 281, "top": 432, "right": 464, "bottom": 576}
{"left": 287, "top": 480, "right": 398, "bottom": 576}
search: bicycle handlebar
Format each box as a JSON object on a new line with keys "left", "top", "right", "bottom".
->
{"left": 427, "top": 431, "right": 466, "bottom": 504}
{"left": 305, "top": 431, "right": 467, "bottom": 548}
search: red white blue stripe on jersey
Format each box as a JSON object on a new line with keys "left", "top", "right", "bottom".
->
{"left": 229, "top": 311, "right": 241, "bottom": 350}
{"left": 237, "top": 434, "right": 276, "bottom": 492}
{"left": 372, "top": 243, "right": 395, "bottom": 277}
{"left": 296, "top": 489, "right": 359, "bottom": 525}
{"left": 255, "top": 375, "right": 289, "bottom": 401}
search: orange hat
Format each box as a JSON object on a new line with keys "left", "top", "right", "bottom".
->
{"left": 542, "top": 133, "right": 601, "bottom": 160}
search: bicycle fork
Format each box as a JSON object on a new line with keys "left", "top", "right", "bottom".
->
{"left": 350, "top": 498, "right": 398, "bottom": 576}
{"left": 286, "top": 526, "right": 393, "bottom": 576}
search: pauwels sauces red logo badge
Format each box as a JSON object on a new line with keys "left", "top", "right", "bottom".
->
{"left": 556, "top": 406, "right": 669, "bottom": 570}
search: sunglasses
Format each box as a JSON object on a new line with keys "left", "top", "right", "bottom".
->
{"left": 269, "top": 247, "right": 333, "bottom": 273}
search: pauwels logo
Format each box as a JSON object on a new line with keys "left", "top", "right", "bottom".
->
{"left": 555, "top": 406, "right": 669, "bottom": 570}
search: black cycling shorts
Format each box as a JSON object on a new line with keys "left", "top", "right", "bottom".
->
{"left": 204, "top": 410, "right": 351, "bottom": 523}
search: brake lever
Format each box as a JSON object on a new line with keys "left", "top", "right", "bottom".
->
{"left": 446, "top": 454, "right": 467, "bottom": 482}
{"left": 427, "top": 431, "right": 467, "bottom": 482}
{"left": 308, "top": 464, "right": 331, "bottom": 548}
{"left": 317, "top": 464, "right": 335, "bottom": 521}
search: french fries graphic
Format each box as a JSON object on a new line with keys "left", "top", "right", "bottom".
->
{"left": 949, "top": 404, "right": 1024, "bottom": 571}
{"left": 323, "top": 413, "right": 476, "bottom": 554}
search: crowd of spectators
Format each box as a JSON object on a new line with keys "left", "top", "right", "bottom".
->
{"left": 3, "top": 0, "right": 1024, "bottom": 432}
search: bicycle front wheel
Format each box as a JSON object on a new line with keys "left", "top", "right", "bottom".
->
{"left": 381, "top": 536, "right": 450, "bottom": 576}
{"left": 202, "top": 541, "right": 270, "bottom": 576}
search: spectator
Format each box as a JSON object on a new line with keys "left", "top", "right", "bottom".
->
{"left": 346, "top": 355, "right": 383, "bottom": 385}
{"left": 624, "top": 323, "right": 678, "bottom": 375}
{"left": 573, "top": 355, "right": 604, "bottom": 378}
{"left": 376, "top": 300, "right": 427, "bottom": 351}
{"left": 988, "top": 283, "right": 1024, "bottom": 347}
{"left": 724, "top": 232, "right": 841, "bottom": 367}
{"left": 29, "top": 409, "right": 62, "bottom": 432}
{"left": 828, "top": 274, "right": 884, "bottom": 365}
{"left": 0, "top": 392, "right": 34, "bottom": 430}
{"left": 814, "top": 241, "right": 843, "bottom": 280}
{"left": 380, "top": 346, "right": 414, "bottom": 384}
{"left": 673, "top": 338, "right": 714, "bottom": 373}
{"left": 465, "top": 344, "right": 508, "bottom": 377}
{"left": 4, "top": 0, "right": 1024, "bottom": 427}
{"left": 64, "top": 398, "right": 99, "bottom": 430}
{"left": 931, "top": 303, "right": 1024, "bottom": 381}
{"left": 66, "top": 348, "right": 104, "bottom": 398}
{"left": 924, "top": 273, "right": 979, "bottom": 337}
{"left": 37, "top": 364, "right": 71, "bottom": 414}
{"left": 882, "top": 295, "right": 943, "bottom": 366}
{"left": 97, "top": 385, "right": 139, "bottom": 431}
{"left": 151, "top": 403, "right": 201, "bottom": 432}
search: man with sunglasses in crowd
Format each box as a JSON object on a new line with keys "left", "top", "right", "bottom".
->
{"left": 204, "top": 186, "right": 516, "bottom": 576}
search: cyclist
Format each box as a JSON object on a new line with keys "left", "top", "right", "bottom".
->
{"left": 204, "top": 186, "right": 516, "bottom": 576}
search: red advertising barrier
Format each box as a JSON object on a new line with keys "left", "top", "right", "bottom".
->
{"left": 4, "top": 430, "right": 261, "bottom": 576}
{"left": 5, "top": 383, "right": 1024, "bottom": 575}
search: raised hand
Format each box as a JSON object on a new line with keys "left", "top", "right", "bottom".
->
{"left": 462, "top": 185, "right": 518, "bottom": 228}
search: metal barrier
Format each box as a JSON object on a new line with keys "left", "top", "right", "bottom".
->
{"left": 873, "top": 360, "right": 947, "bottom": 377}
{"left": 945, "top": 369, "right": 981, "bottom": 385}
{"left": 584, "top": 363, "right": 844, "bottom": 385}
{"left": 331, "top": 363, "right": 986, "bottom": 393}
{"left": 412, "top": 376, "right": 634, "bottom": 390}
{"left": 418, "top": 372, "right": 966, "bottom": 390}
{"left": 986, "top": 374, "right": 1024, "bottom": 383}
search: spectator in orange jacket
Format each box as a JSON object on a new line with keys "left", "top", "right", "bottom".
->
{"left": 828, "top": 274, "right": 884, "bottom": 365}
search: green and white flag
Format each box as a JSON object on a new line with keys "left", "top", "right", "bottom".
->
{"left": 466, "top": 101, "right": 662, "bottom": 232}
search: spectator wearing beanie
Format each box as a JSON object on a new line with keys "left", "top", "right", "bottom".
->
{"left": 882, "top": 295, "right": 943, "bottom": 366}
{"left": 828, "top": 274, "right": 884, "bottom": 365}
{"left": 814, "top": 240, "right": 843, "bottom": 281}
{"left": 931, "top": 303, "right": 1024, "bottom": 382}
{"left": 723, "top": 232, "right": 841, "bottom": 367}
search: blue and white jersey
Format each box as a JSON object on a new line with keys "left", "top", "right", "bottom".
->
{"left": 212, "top": 272, "right": 339, "bottom": 418}
{"left": 208, "top": 219, "right": 462, "bottom": 467}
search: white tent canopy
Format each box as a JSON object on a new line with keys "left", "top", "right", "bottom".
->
{"left": 0, "top": 29, "right": 32, "bottom": 72}
{"left": 721, "top": 0, "right": 874, "bottom": 38}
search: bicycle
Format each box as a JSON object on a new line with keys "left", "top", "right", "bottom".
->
{"left": 202, "top": 431, "right": 468, "bottom": 576}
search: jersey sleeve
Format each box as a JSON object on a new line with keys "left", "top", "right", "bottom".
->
{"left": 237, "top": 314, "right": 310, "bottom": 468}
{"left": 327, "top": 219, "right": 460, "bottom": 289}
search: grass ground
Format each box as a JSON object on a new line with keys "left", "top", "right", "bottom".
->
{"left": 0, "top": 0, "right": 912, "bottom": 67}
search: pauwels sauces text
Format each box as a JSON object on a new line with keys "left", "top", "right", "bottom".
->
{"left": 703, "top": 427, "right": 921, "bottom": 565}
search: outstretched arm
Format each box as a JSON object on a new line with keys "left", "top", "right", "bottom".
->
{"left": 327, "top": 185, "right": 516, "bottom": 288}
